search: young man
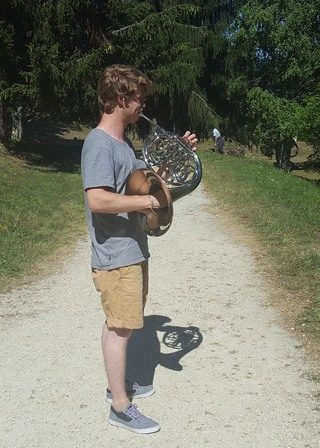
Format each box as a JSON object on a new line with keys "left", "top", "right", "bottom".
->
{"left": 81, "top": 65, "right": 197, "bottom": 434}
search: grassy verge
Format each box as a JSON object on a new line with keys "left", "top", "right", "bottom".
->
{"left": 0, "top": 146, "right": 85, "bottom": 291}
{"left": 199, "top": 148, "right": 320, "bottom": 344}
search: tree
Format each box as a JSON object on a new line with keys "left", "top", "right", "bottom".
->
{"left": 0, "top": 1, "right": 33, "bottom": 140}
{"left": 247, "top": 87, "right": 302, "bottom": 169}
{"left": 301, "top": 96, "right": 320, "bottom": 158}
{"left": 0, "top": 0, "right": 244, "bottom": 141}
{"left": 0, "top": 0, "right": 116, "bottom": 140}
{"left": 109, "top": 1, "right": 233, "bottom": 136}
{"left": 224, "top": 0, "right": 320, "bottom": 160}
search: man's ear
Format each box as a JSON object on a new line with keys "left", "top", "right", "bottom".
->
{"left": 118, "top": 95, "right": 127, "bottom": 109}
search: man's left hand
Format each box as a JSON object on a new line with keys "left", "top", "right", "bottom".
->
{"left": 182, "top": 131, "right": 198, "bottom": 151}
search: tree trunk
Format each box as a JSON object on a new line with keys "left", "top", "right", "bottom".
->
{"left": 169, "top": 92, "right": 175, "bottom": 132}
{"left": 0, "top": 101, "right": 4, "bottom": 141}
{"left": 11, "top": 106, "right": 23, "bottom": 141}
{"left": 275, "top": 140, "right": 292, "bottom": 171}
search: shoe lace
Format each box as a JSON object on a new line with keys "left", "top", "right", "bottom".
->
{"left": 126, "top": 404, "right": 142, "bottom": 422}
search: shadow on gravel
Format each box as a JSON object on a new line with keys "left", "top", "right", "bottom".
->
{"left": 126, "top": 314, "right": 203, "bottom": 386}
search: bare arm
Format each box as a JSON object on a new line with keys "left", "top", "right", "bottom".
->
{"left": 86, "top": 188, "right": 160, "bottom": 214}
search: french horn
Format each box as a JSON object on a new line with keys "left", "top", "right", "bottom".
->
{"left": 126, "top": 113, "right": 202, "bottom": 236}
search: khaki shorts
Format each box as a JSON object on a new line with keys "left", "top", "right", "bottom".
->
{"left": 92, "top": 262, "right": 148, "bottom": 329}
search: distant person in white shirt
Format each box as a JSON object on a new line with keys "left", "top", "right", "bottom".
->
{"left": 212, "top": 128, "right": 225, "bottom": 154}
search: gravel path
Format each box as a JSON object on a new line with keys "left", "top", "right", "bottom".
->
{"left": 1, "top": 186, "right": 319, "bottom": 448}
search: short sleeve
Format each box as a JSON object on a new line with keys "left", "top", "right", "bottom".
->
{"left": 82, "top": 145, "right": 115, "bottom": 191}
{"left": 135, "top": 158, "right": 148, "bottom": 170}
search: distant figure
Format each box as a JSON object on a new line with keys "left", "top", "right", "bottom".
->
{"left": 212, "top": 127, "right": 225, "bottom": 154}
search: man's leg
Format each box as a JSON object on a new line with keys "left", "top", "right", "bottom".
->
{"left": 101, "top": 323, "right": 132, "bottom": 409}
{"left": 97, "top": 264, "right": 159, "bottom": 433}
{"left": 217, "top": 136, "right": 225, "bottom": 154}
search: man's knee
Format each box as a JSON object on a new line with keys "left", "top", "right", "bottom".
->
{"left": 109, "top": 326, "right": 132, "bottom": 339}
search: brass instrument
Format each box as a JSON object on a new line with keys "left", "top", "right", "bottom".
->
{"left": 126, "top": 113, "right": 202, "bottom": 236}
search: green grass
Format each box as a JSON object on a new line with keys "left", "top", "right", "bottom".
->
{"left": 199, "top": 148, "right": 320, "bottom": 338}
{"left": 0, "top": 147, "right": 85, "bottom": 290}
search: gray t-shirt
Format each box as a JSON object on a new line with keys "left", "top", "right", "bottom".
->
{"left": 81, "top": 128, "right": 149, "bottom": 270}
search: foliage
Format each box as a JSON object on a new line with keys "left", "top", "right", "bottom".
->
{"left": 225, "top": 0, "right": 320, "bottom": 160}
{"left": 110, "top": 1, "right": 234, "bottom": 133}
{"left": 0, "top": 0, "right": 319, "bottom": 156}
{"left": 0, "top": 0, "right": 116, "bottom": 120}
{"left": 300, "top": 96, "right": 320, "bottom": 156}
{"left": 247, "top": 87, "right": 302, "bottom": 154}
{"left": 0, "top": 0, "right": 237, "bottom": 137}
{"left": 227, "top": 0, "right": 320, "bottom": 98}
{"left": 188, "top": 90, "right": 222, "bottom": 138}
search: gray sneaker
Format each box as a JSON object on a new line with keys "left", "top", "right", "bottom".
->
{"left": 106, "top": 382, "right": 154, "bottom": 403}
{"left": 109, "top": 403, "right": 160, "bottom": 434}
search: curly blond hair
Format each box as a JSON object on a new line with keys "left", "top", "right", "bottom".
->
{"left": 97, "top": 64, "right": 152, "bottom": 114}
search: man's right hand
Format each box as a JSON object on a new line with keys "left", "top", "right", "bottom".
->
{"left": 149, "top": 189, "right": 168, "bottom": 208}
